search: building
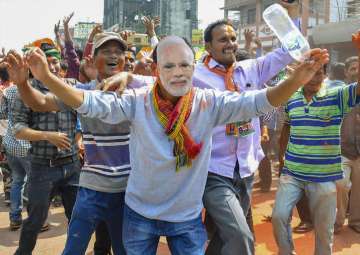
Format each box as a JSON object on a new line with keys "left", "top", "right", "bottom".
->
{"left": 223, "top": 0, "right": 359, "bottom": 62}
{"left": 73, "top": 22, "right": 99, "bottom": 49}
{"left": 103, "top": 0, "right": 198, "bottom": 40}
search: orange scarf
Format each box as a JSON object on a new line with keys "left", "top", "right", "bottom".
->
{"left": 152, "top": 80, "right": 202, "bottom": 171}
{"left": 204, "top": 55, "right": 240, "bottom": 136}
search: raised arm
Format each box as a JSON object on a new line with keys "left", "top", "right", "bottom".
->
{"left": 54, "top": 21, "right": 64, "bottom": 55}
{"left": 63, "top": 12, "right": 74, "bottom": 45}
{"left": 142, "top": 16, "right": 160, "bottom": 48}
{"left": 211, "top": 48, "right": 329, "bottom": 126}
{"left": 4, "top": 51, "right": 60, "bottom": 112}
{"left": 24, "top": 48, "right": 84, "bottom": 109}
{"left": 352, "top": 30, "right": 360, "bottom": 95}
{"left": 24, "top": 47, "right": 135, "bottom": 124}
{"left": 83, "top": 24, "right": 102, "bottom": 58}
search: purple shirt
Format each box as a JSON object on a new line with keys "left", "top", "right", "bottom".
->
{"left": 64, "top": 41, "right": 80, "bottom": 79}
{"left": 193, "top": 48, "right": 293, "bottom": 178}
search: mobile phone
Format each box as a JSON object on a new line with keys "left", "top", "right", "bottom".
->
{"left": 282, "top": 0, "right": 297, "bottom": 3}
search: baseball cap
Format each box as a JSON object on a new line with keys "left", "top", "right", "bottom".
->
{"left": 92, "top": 32, "right": 128, "bottom": 57}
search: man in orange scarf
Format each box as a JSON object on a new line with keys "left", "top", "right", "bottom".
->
{"left": 6, "top": 36, "right": 328, "bottom": 255}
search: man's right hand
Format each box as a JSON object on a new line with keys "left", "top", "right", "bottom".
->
{"left": 278, "top": 156, "right": 285, "bottom": 177}
{"left": 97, "top": 72, "right": 133, "bottom": 94}
{"left": 290, "top": 48, "right": 329, "bottom": 85}
{"left": 45, "top": 131, "right": 71, "bottom": 150}
{"left": 4, "top": 50, "right": 29, "bottom": 86}
{"left": 25, "top": 47, "right": 52, "bottom": 83}
{"left": 89, "top": 24, "right": 102, "bottom": 42}
{"left": 244, "top": 29, "right": 254, "bottom": 50}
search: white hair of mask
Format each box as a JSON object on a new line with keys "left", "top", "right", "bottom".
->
{"left": 156, "top": 36, "right": 194, "bottom": 64}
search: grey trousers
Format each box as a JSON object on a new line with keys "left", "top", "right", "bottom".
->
{"left": 203, "top": 169, "right": 255, "bottom": 255}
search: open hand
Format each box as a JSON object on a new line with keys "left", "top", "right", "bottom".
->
{"left": 24, "top": 47, "right": 51, "bottom": 82}
{"left": 142, "top": 16, "right": 160, "bottom": 37}
{"left": 3, "top": 50, "right": 29, "bottom": 85}
{"left": 97, "top": 72, "right": 132, "bottom": 94}
{"left": 244, "top": 29, "right": 254, "bottom": 47}
{"left": 82, "top": 56, "right": 97, "bottom": 81}
{"left": 89, "top": 24, "right": 102, "bottom": 42}
{"left": 63, "top": 12, "right": 74, "bottom": 28}
{"left": 291, "top": 48, "right": 329, "bottom": 85}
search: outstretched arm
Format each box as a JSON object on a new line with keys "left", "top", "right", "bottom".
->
{"left": 267, "top": 48, "right": 329, "bottom": 107}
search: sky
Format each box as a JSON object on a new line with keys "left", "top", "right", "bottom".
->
{"left": 0, "top": 0, "right": 224, "bottom": 52}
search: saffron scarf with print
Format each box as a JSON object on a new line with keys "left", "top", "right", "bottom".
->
{"left": 204, "top": 55, "right": 240, "bottom": 136}
{"left": 152, "top": 80, "right": 202, "bottom": 171}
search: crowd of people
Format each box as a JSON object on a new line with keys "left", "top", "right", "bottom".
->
{"left": 0, "top": 1, "right": 359, "bottom": 255}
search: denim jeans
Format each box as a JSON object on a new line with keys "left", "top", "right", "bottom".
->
{"left": 7, "top": 154, "right": 30, "bottom": 221}
{"left": 272, "top": 174, "right": 337, "bottom": 255}
{"left": 15, "top": 160, "right": 80, "bottom": 255}
{"left": 94, "top": 221, "right": 112, "bottom": 255}
{"left": 203, "top": 169, "right": 255, "bottom": 255}
{"left": 123, "top": 204, "right": 207, "bottom": 255}
{"left": 62, "top": 187, "right": 125, "bottom": 255}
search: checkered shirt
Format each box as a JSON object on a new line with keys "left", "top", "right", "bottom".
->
{"left": 0, "top": 85, "right": 31, "bottom": 157}
{"left": 12, "top": 79, "right": 78, "bottom": 159}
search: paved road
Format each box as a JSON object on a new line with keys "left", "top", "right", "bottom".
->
{"left": 1, "top": 171, "right": 359, "bottom": 255}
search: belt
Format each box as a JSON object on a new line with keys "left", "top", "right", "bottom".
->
{"left": 31, "top": 154, "right": 78, "bottom": 167}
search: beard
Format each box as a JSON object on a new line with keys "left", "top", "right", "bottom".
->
{"left": 162, "top": 81, "right": 192, "bottom": 97}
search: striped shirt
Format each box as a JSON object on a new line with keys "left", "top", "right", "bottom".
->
{"left": 55, "top": 80, "right": 131, "bottom": 193}
{"left": 283, "top": 83, "right": 360, "bottom": 182}
{"left": 56, "top": 76, "right": 154, "bottom": 193}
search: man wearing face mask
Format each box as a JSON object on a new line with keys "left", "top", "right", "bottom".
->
{"left": 6, "top": 39, "right": 80, "bottom": 255}
{"left": 8, "top": 35, "right": 329, "bottom": 254}
{"left": 7, "top": 32, "right": 154, "bottom": 255}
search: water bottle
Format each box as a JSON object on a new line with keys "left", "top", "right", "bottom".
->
{"left": 263, "top": 3, "right": 310, "bottom": 61}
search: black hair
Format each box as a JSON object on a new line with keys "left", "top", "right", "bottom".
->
{"left": 330, "top": 62, "right": 345, "bottom": 80}
{"left": 152, "top": 37, "right": 195, "bottom": 64}
{"left": 0, "top": 67, "right": 9, "bottom": 82}
{"left": 235, "top": 49, "right": 251, "bottom": 61}
{"left": 60, "top": 60, "right": 69, "bottom": 72}
{"left": 345, "top": 56, "right": 358, "bottom": 71}
{"left": 39, "top": 43, "right": 56, "bottom": 52}
{"left": 204, "top": 19, "right": 234, "bottom": 43}
{"left": 75, "top": 48, "right": 83, "bottom": 61}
